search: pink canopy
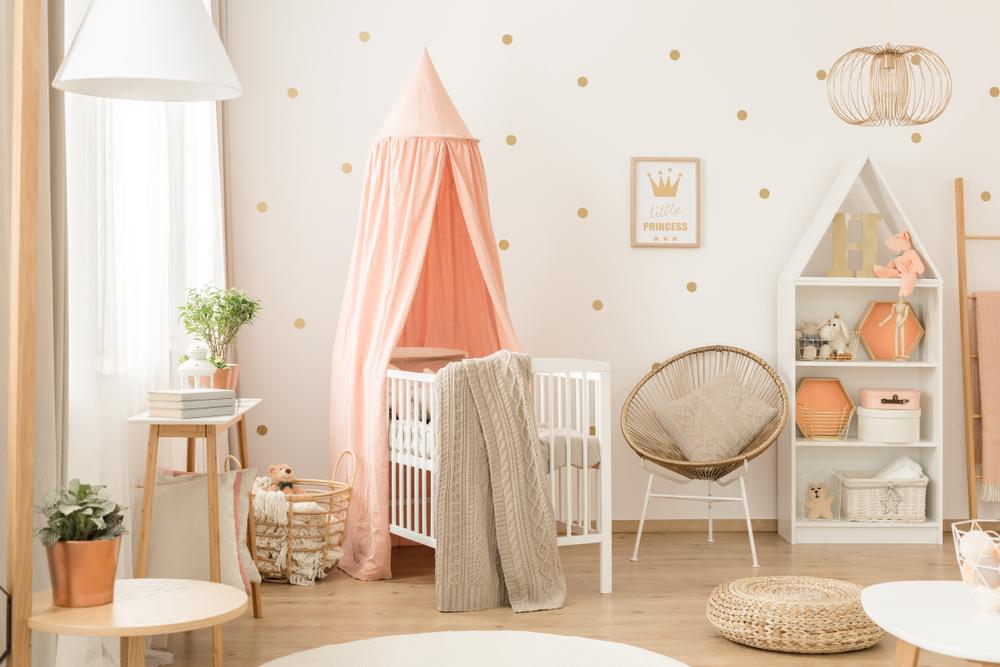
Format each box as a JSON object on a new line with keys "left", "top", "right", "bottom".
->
{"left": 330, "top": 49, "right": 521, "bottom": 580}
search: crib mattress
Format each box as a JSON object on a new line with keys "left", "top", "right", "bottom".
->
{"left": 389, "top": 420, "right": 600, "bottom": 470}
{"left": 537, "top": 423, "right": 601, "bottom": 469}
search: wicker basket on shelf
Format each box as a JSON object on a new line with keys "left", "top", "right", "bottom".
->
{"left": 251, "top": 450, "right": 355, "bottom": 584}
{"left": 796, "top": 329, "right": 860, "bottom": 362}
{"left": 839, "top": 470, "right": 927, "bottom": 523}
{"left": 798, "top": 404, "right": 855, "bottom": 441}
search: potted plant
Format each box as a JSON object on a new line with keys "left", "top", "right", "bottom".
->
{"left": 34, "top": 479, "right": 128, "bottom": 607}
{"left": 177, "top": 284, "right": 262, "bottom": 390}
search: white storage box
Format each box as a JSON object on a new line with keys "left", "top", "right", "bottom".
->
{"left": 857, "top": 406, "right": 920, "bottom": 444}
{"left": 838, "top": 471, "right": 928, "bottom": 523}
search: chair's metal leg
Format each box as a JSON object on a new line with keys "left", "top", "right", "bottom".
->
{"left": 740, "top": 473, "right": 759, "bottom": 568}
{"left": 707, "top": 480, "right": 714, "bottom": 543}
{"left": 631, "top": 472, "right": 654, "bottom": 562}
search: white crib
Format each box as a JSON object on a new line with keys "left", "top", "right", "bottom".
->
{"left": 386, "top": 358, "right": 612, "bottom": 594}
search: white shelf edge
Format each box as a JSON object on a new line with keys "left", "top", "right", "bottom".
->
{"left": 794, "top": 520, "right": 940, "bottom": 529}
{"left": 795, "top": 361, "right": 938, "bottom": 368}
{"left": 794, "top": 438, "right": 938, "bottom": 448}
{"left": 790, "top": 278, "right": 942, "bottom": 288}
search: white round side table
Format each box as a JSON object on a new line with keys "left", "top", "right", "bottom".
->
{"left": 861, "top": 580, "right": 1000, "bottom": 666}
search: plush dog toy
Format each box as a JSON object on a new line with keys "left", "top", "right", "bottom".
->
{"left": 873, "top": 231, "right": 925, "bottom": 299}
{"left": 268, "top": 464, "right": 303, "bottom": 496}
{"left": 803, "top": 482, "right": 836, "bottom": 520}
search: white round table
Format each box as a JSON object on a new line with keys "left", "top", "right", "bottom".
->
{"left": 861, "top": 581, "right": 1000, "bottom": 666}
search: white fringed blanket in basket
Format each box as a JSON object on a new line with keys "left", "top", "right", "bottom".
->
{"left": 838, "top": 470, "right": 927, "bottom": 523}
{"left": 251, "top": 451, "right": 355, "bottom": 585}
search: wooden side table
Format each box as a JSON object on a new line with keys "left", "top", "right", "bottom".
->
{"left": 125, "top": 398, "right": 263, "bottom": 666}
{"left": 28, "top": 579, "right": 247, "bottom": 667}
{"left": 861, "top": 580, "right": 1000, "bottom": 666}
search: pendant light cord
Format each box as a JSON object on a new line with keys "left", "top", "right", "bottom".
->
{"left": 886, "top": 0, "right": 891, "bottom": 45}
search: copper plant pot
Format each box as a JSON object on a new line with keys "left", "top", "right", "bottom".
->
{"left": 45, "top": 535, "right": 121, "bottom": 607}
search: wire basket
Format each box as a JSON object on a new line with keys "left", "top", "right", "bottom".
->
{"left": 952, "top": 520, "right": 1000, "bottom": 615}
{"left": 796, "top": 329, "right": 860, "bottom": 362}
{"left": 798, "top": 404, "right": 855, "bottom": 441}
{"left": 251, "top": 450, "right": 355, "bottom": 584}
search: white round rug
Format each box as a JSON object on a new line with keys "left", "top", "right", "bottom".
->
{"left": 261, "top": 631, "right": 689, "bottom": 666}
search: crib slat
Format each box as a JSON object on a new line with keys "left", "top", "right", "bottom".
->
{"left": 547, "top": 374, "right": 556, "bottom": 506}
{"left": 582, "top": 376, "right": 590, "bottom": 536}
{"left": 564, "top": 372, "right": 572, "bottom": 537}
{"left": 391, "top": 377, "right": 398, "bottom": 529}
{"left": 430, "top": 379, "right": 436, "bottom": 541}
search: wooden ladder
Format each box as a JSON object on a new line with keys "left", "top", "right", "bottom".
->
{"left": 955, "top": 177, "right": 998, "bottom": 520}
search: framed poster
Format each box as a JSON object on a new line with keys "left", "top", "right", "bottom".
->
{"left": 631, "top": 157, "right": 699, "bottom": 248}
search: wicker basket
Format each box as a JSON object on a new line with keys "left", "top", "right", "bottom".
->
{"left": 838, "top": 470, "right": 927, "bottom": 523}
{"left": 798, "top": 404, "right": 855, "bottom": 441}
{"left": 252, "top": 451, "right": 355, "bottom": 583}
{"left": 706, "top": 576, "right": 885, "bottom": 654}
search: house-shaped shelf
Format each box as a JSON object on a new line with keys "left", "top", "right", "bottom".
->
{"left": 776, "top": 150, "right": 944, "bottom": 546}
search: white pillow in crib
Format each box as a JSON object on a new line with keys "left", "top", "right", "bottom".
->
{"left": 132, "top": 468, "right": 260, "bottom": 595}
{"left": 653, "top": 372, "right": 777, "bottom": 462}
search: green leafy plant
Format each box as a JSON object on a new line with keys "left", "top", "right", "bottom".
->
{"left": 177, "top": 285, "right": 262, "bottom": 361}
{"left": 33, "top": 479, "right": 128, "bottom": 548}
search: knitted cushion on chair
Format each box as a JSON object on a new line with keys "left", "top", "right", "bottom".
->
{"left": 653, "top": 372, "right": 778, "bottom": 462}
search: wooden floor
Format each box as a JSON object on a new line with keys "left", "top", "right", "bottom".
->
{"left": 169, "top": 531, "right": 970, "bottom": 666}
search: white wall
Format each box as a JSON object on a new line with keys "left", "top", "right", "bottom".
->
{"left": 225, "top": 0, "right": 1000, "bottom": 522}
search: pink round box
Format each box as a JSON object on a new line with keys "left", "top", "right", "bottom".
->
{"left": 859, "top": 388, "right": 920, "bottom": 411}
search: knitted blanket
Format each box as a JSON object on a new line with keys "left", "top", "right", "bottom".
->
{"left": 433, "top": 350, "right": 566, "bottom": 613}
{"left": 972, "top": 292, "right": 1000, "bottom": 502}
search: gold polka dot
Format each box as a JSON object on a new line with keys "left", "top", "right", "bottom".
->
{"left": 592, "top": 300, "right": 603, "bottom": 311}
{"left": 983, "top": 191, "right": 992, "bottom": 202}
{"left": 687, "top": 282, "right": 697, "bottom": 292}
{"left": 578, "top": 76, "right": 588, "bottom": 87}
{"left": 359, "top": 31, "right": 370, "bottom": 42}
{"left": 498, "top": 239, "right": 509, "bottom": 250}
{"left": 256, "top": 425, "right": 268, "bottom": 436}
{"left": 577, "top": 208, "right": 588, "bottom": 218}
{"left": 506, "top": 135, "right": 517, "bottom": 146}
{"left": 342, "top": 163, "right": 352, "bottom": 174}
{"left": 294, "top": 318, "right": 305, "bottom": 329}
{"left": 651, "top": 362, "right": 661, "bottom": 372}
{"left": 816, "top": 69, "right": 827, "bottom": 80}
{"left": 991, "top": 87, "right": 999, "bottom": 98}
{"left": 911, "top": 55, "right": 921, "bottom": 66}
{"left": 737, "top": 110, "right": 748, "bottom": 121}
{"left": 911, "top": 133, "right": 921, "bottom": 143}
{"left": 502, "top": 34, "right": 513, "bottom": 45}
{"left": 759, "top": 188, "right": 770, "bottom": 199}
{"left": 256, "top": 202, "right": 267, "bottom": 213}
{"left": 287, "top": 87, "right": 298, "bottom": 98}
{"left": 669, "top": 50, "right": 680, "bottom": 61}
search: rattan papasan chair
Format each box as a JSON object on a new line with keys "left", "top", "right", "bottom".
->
{"left": 621, "top": 346, "right": 788, "bottom": 567}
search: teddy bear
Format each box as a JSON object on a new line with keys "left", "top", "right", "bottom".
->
{"left": 268, "top": 464, "right": 303, "bottom": 496}
{"left": 873, "top": 231, "right": 925, "bottom": 299}
{"left": 803, "top": 482, "right": 836, "bottom": 520}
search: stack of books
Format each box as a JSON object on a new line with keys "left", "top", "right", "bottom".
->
{"left": 148, "top": 389, "right": 237, "bottom": 419}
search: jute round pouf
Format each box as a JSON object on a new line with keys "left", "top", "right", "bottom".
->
{"left": 706, "top": 576, "right": 885, "bottom": 654}
{"left": 260, "top": 631, "right": 690, "bottom": 666}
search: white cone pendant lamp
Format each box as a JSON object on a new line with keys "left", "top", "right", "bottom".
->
{"left": 53, "top": 0, "right": 241, "bottom": 101}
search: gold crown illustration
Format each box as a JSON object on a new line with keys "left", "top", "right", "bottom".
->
{"left": 648, "top": 169, "right": 682, "bottom": 197}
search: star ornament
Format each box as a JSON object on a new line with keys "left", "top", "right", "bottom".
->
{"left": 881, "top": 488, "right": 901, "bottom": 515}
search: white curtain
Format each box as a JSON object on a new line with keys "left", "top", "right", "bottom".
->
{"left": 59, "top": 1, "right": 226, "bottom": 664}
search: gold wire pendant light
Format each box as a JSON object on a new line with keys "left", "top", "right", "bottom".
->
{"left": 826, "top": 2, "right": 951, "bottom": 126}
